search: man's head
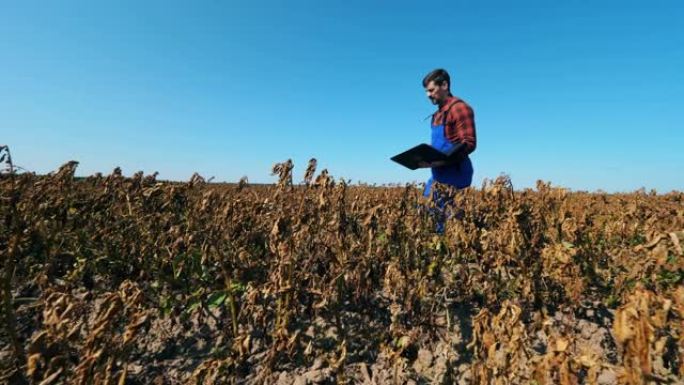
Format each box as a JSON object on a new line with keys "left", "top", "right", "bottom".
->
{"left": 423, "top": 68, "right": 452, "bottom": 106}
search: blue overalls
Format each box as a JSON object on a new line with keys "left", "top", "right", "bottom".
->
{"left": 422, "top": 101, "right": 474, "bottom": 232}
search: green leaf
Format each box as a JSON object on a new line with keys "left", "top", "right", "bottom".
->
{"left": 231, "top": 281, "right": 247, "bottom": 294}
{"left": 377, "top": 233, "right": 387, "bottom": 243}
{"left": 397, "top": 335, "right": 411, "bottom": 348}
{"left": 160, "top": 295, "right": 173, "bottom": 316}
{"left": 207, "top": 291, "right": 228, "bottom": 308}
{"left": 186, "top": 298, "right": 202, "bottom": 313}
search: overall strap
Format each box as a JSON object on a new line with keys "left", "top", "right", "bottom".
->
{"left": 432, "top": 98, "right": 462, "bottom": 126}
{"left": 440, "top": 99, "right": 463, "bottom": 126}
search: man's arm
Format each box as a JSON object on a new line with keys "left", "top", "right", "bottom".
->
{"left": 445, "top": 102, "right": 476, "bottom": 155}
{"left": 426, "top": 142, "right": 465, "bottom": 168}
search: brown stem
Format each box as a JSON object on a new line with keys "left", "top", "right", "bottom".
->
{"left": 226, "top": 277, "right": 238, "bottom": 336}
{"left": 220, "top": 260, "right": 239, "bottom": 337}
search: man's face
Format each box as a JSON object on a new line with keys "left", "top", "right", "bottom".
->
{"left": 425, "top": 80, "right": 450, "bottom": 105}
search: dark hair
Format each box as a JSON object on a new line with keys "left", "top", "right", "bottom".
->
{"left": 422, "top": 68, "right": 451, "bottom": 90}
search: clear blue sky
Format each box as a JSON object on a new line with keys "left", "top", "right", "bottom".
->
{"left": 2, "top": 1, "right": 683, "bottom": 192}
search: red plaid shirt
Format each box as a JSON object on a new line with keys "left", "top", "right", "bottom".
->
{"left": 432, "top": 96, "right": 477, "bottom": 154}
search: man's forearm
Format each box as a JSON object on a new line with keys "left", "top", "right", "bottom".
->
{"left": 446, "top": 141, "right": 466, "bottom": 158}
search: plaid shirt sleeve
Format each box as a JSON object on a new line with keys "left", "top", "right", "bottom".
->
{"left": 444, "top": 100, "right": 477, "bottom": 154}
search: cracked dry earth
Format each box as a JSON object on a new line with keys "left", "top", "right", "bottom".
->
{"left": 2, "top": 282, "right": 628, "bottom": 385}
{"left": 47, "top": 297, "right": 627, "bottom": 384}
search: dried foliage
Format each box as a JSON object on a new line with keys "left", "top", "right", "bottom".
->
{"left": 0, "top": 157, "right": 683, "bottom": 384}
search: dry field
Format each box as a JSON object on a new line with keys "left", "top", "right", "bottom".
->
{"left": 1, "top": 156, "right": 683, "bottom": 384}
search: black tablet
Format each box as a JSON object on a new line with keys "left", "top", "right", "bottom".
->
{"left": 390, "top": 143, "right": 448, "bottom": 170}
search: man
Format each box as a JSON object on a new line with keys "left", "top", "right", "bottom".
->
{"left": 420, "top": 69, "right": 476, "bottom": 232}
{"left": 422, "top": 68, "right": 476, "bottom": 197}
